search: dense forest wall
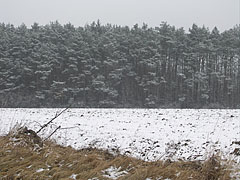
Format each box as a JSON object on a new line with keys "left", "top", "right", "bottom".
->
{"left": 0, "top": 21, "right": 239, "bottom": 108}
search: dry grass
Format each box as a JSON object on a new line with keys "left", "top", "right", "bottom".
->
{"left": 0, "top": 127, "right": 236, "bottom": 180}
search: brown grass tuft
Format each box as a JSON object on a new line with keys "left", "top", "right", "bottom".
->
{"left": 0, "top": 127, "right": 236, "bottom": 180}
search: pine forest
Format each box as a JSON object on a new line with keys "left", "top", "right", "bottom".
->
{"left": 0, "top": 21, "right": 240, "bottom": 108}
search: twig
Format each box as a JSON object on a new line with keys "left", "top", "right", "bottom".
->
{"left": 44, "top": 126, "right": 61, "bottom": 141}
{"left": 60, "top": 126, "right": 80, "bottom": 130}
{"left": 31, "top": 120, "right": 42, "bottom": 127}
{"left": 36, "top": 107, "right": 69, "bottom": 134}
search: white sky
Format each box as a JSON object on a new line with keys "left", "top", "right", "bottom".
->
{"left": 0, "top": 0, "right": 239, "bottom": 32}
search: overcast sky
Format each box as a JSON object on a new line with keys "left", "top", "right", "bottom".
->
{"left": 0, "top": 0, "right": 239, "bottom": 32}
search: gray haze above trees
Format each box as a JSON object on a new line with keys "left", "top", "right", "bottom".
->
{"left": 0, "top": 0, "right": 238, "bottom": 32}
{"left": 0, "top": 21, "right": 239, "bottom": 108}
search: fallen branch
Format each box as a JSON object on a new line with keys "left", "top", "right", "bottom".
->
{"left": 44, "top": 125, "right": 61, "bottom": 141}
{"left": 37, "top": 107, "right": 69, "bottom": 134}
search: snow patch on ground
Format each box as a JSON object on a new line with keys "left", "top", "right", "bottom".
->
{"left": 69, "top": 173, "right": 77, "bottom": 180}
{"left": 102, "top": 166, "right": 128, "bottom": 179}
{"left": 36, "top": 168, "right": 45, "bottom": 173}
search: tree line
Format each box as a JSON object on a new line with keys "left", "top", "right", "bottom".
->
{"left": 0, "top": 21, "right": 239, "bottom": 108}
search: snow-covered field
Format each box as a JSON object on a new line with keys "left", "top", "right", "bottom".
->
{"left": 0, "top": 108, "right": 240, "bottom": 162}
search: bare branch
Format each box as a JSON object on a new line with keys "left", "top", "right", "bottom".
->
{"left": 44, "top": 125, "right": 61, "bottom": 141}
{"left": 36, "top": 107, "right": 69, "bottom": 134}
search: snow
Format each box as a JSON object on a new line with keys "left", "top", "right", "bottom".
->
{"left": 0, "top": 108, "right": 240, "bottom": 162}
{"left": 26, "top": 165, "right": 32, "bottom": 169}
{"left": 102, "top": 166, "right": 128, "bottom": 179}
{"left": 69, "top": 174, "right": 77, "bottom": 180}
{"left": 36, "top": 168, "right": 45, "bottom": 173}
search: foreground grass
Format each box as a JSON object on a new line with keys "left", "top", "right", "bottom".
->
{"left": 0, "top": 127, "right": 236, "bottom": 180}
